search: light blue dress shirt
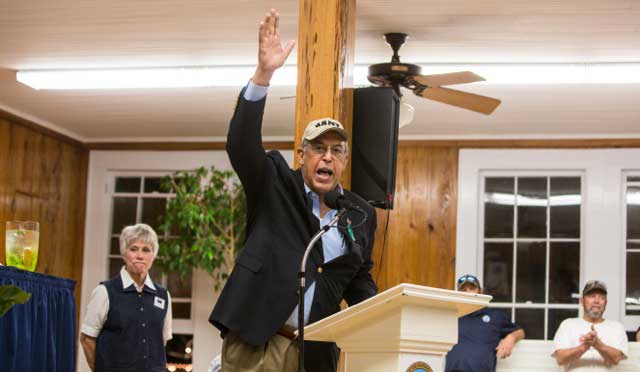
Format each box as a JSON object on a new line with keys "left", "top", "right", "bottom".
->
{"left": 244, "top": 80, "right": 269, "bottom": 101}
{"left": 284, "top": 184, "right": 346, "bottom": 330}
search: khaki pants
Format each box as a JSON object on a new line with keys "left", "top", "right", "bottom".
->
{"left": 222, "top": 332, "right": 299, "bottom": 372}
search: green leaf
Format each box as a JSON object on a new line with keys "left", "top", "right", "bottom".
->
{"left": 0, "top": 285, "right": 32, "bottom": 317}
{"left": 155, "top": 165, "right": 246, "bottom": 287}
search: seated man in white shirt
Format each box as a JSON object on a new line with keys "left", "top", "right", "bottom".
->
{"left": 552, "top": 280, "right": 628, "bottom": 371}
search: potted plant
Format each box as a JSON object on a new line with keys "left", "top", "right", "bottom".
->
{"left": 156, "top": 166, "right": 246, "bottom": 289}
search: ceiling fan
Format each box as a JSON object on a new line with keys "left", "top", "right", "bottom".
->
{"left": 368, "top": 33, "right": 501, "bottom": 115}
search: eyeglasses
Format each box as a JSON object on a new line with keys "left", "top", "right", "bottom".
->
{"left": 307, "top": 142, "right": 346, "bottom": 159}
{"left": 457, "top": 275, "right": 480, "bottom": 286}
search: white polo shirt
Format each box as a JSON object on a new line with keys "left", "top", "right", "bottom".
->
{"left": 81, "top": 267, "right": 173, "bottom": 342}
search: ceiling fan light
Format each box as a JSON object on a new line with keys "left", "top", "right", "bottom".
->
{"left": 399, "top": 101, "right": 414, "bottom": 128}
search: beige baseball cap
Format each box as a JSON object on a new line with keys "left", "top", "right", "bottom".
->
{"left": 302, "top": 118, "right": 348, "bottom": 142}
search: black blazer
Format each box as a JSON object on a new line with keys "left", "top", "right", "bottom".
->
{"left": 209, "top": 89, "right": 377, "bottom": 372}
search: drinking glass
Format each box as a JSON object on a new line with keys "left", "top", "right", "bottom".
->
{"left": 5, "top": 221, "right": 40, "bottom": 272}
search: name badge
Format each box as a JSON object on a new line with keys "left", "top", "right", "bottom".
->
{"left": 154, "top": 296, "right": 166, "bottom": 310}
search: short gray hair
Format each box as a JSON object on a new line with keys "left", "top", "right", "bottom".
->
{"left": 119, "top": 223, "right": 159, "bottom": 257}
{"left": 301, "top": 138, "right": 349, "bottom": 156}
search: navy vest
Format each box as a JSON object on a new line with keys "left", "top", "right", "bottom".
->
{"left": 95, "top": 275, "right": 168, "bottom": 372}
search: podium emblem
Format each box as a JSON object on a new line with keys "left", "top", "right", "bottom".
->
{"left": 406, "top": 361, "right": 433, "bottom": 372}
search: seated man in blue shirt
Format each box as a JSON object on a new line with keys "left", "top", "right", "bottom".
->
{"left": 445, "top": 275, "right": 525, "bottom": 372}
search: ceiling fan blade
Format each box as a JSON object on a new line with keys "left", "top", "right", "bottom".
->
{"left": 417, "top": 86, "right": 501, "bottom": 115}
{"left": 413, "top": 71, "right": 485, "bottom": 87}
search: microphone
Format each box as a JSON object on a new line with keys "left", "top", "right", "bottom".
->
{"left": 325, "top": 190, "right": 361, "bottom": 212}
{"left": 297, "top": 206, "right": 345, "bottom": 372}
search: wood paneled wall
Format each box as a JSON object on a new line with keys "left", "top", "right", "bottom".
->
{"left": 0, "top": 117, "right": 88, "bottom": 307}
{"left": 371, "top": 145, "right": 459, "bottom": 292}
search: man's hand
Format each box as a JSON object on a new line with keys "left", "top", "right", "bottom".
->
{"left": 496, "top": 334, "right": 516, "bottom": 359}
{"left": 496, "top": 328, "right": 524, "bottom": 359}
{"left": 252, "top": 9, "right": 295, "bottom": 86}
{"left": 592, "top": 325, "right": 625, "bottom": 367}
{"left": 579, "top": 324, "right": 597, "bottom": 347}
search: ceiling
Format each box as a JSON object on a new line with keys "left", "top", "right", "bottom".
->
{"left": 1, "top": 0, "right": 639, "bottom": 142}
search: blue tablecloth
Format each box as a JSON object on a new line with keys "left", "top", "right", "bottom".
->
{"left": 0, "top": 265, "right": 77, "bottom": 372}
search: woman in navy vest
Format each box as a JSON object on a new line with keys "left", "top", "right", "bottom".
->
{"left": 80, "top": 223, "right": 173, "bottom": 372}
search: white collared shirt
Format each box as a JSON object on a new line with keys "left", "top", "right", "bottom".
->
{"left": 81, "top": 266, "right": 173, "bottom": 342}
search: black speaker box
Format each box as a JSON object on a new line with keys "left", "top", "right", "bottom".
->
{"left": 351, "top": 87, "right": 400, "bottom": 209}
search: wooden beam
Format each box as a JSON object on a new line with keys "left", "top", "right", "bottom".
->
{"left": 294, "top": 0, "right": 356, "bottom": 186}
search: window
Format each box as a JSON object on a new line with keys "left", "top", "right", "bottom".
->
{"left": 458, "top": 149, "right": 640, "bottom": 339}
{"left": 109, "top": 174, "right": 193, "bottom": 320}
{"left": 624, "top": 174, "right": 640, "bottom": 316}
{"left": 80, "top": 149, "right": 314, "bottom": 372}
{"left": 481, "top": 175, "right": 582, "bottom": 340}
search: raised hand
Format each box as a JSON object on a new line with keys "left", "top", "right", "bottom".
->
{"left": 252, "top": 9, "right": 296, "bottom": 86}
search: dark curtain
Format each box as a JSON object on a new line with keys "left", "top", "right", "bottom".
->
{"left": 0, "top": 265, "right": 77, "bottom": 372}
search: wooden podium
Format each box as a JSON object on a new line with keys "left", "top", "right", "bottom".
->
{"left": 303, "top": 283, "right": 491, "bottom": 372}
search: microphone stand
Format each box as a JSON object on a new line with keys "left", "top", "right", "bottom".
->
{"left": 297, "top": 209, "right": 346, "bottom": 372}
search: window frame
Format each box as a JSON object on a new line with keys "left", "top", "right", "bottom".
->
{"left": 79, "top": 151, "right": 230, "bottom": 370}
{"left": 79, "top": 149, "right": 295, "bottom": 372}
{"left": 479, "top": 172, "right": 584, "bottom": 340}
{"left": 457, "top": 149, "right": 640, "bottom": 334}
{"left": 622, "top": 172, "right": 640, "bottom": 318}
{"left": 107, "top": 171, "right": 194, "bottom": 326}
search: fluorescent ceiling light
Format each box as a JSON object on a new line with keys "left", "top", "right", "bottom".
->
{"left": 17, "top": 66, "right": 298, "bottom": 90}
{"left": 16, "top": 63, "right": 640, "bottom": 90}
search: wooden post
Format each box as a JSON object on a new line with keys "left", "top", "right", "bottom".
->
{"left": 294, "top": 0, "right": 356, "bottom": 186}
